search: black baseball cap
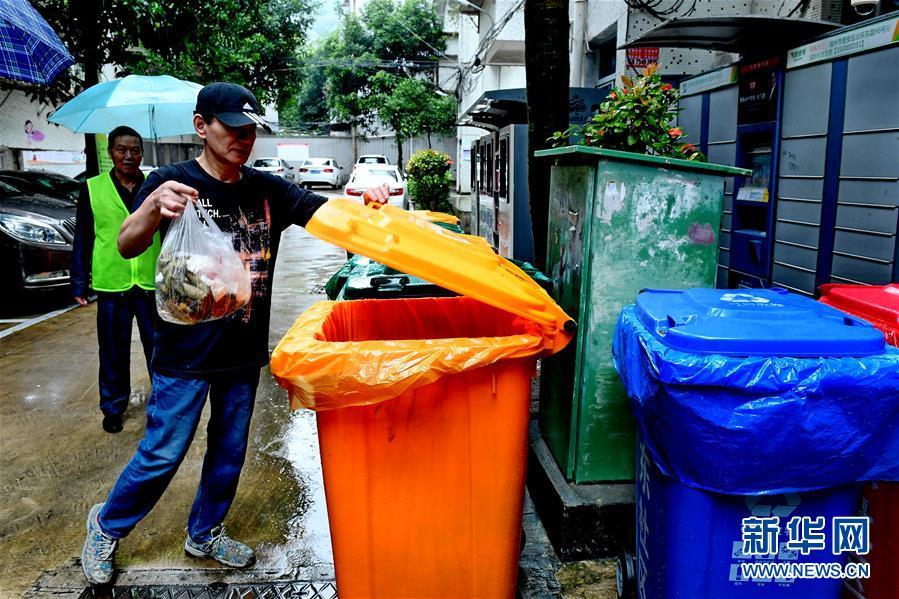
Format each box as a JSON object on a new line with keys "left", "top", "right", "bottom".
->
{"left": 194, "top": 82, "right": 272, "bottom": 133}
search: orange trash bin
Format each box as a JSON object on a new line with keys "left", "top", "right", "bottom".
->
{"left": 271, "top": 200, "right": 575, "bottom": 599}
{"left": 819, "top": 283, "right": 899, "bottom": 599}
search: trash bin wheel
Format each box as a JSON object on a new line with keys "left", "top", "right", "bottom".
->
{"left": 616, "top": 551, "right": 636, "bottom": 599}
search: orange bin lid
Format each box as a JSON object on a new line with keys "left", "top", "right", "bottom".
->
{"left": 306, "top": 199, "right": 576, "bottom": 353}
{"left": 819, "top": 283, "right": 899, "bottom": 333}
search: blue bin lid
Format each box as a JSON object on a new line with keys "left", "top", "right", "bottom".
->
{"left": 635, "top": 288, "right": 885, "bottom": 357}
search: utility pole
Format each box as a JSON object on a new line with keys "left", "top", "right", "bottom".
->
{"left": 570, "top": 0, "right": 586, "bottom": 87}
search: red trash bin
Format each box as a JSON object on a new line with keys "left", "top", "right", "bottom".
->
{"left": 819, "top": 283, "right": 899, "bottom": 599}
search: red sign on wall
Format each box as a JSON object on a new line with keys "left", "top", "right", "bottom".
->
{"left": 626, "top": 47, "right": 660, "bottom": 68}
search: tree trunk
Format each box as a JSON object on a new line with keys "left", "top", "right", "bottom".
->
{"left": 78, "top": 0, "right": 101, "bottom": 177}
{"left": 525, "top": 0, "right": 569, "bottom": 272}
{"left": 396, "top": 136, "right": 404, "bottom": 172}
{"left": 427, "top": 131, "right": 432, "bottom": 148}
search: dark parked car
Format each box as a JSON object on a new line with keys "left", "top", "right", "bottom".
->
{"left": 0, "top": 170, "right": 81, "bottom": 203}
{"left": 0, "top": 180, "right": 76, "bottom": 294}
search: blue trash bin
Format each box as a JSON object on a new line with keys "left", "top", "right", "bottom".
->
{"left": 637, "top": 441, "right": 860, "bottom": 599}
{"left": 613, "top": 288, "right": 899, "bottom": 599}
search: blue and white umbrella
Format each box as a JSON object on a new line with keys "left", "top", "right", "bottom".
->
{"left": 0, "top": 0, "right": 73, "bottom": 85}
{"left": 49, "top": 74, "right": 204, "bottom": 139}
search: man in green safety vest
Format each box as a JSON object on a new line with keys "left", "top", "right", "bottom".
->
{"left": 71, "top": 126, "right": 161, "bottom": 434}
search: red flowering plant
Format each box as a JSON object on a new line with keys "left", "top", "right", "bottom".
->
{"left": 550, "top": 64, "right": 705, "bottom": 161}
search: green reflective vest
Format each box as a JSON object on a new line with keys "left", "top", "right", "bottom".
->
{"left": 87, "top": 172, "right": 160, "bottom": 292}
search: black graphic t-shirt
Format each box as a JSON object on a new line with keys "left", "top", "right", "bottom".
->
{"left": 134, "top": 159, "right": 328, "bottom": 376}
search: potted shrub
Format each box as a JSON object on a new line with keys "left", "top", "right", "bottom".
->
{"left": 549, "top": 63, "right": 705, "bottom": 161}
{"left": 534, "top": 64, "right": 750, "bottom": 486}
{"left": 405, "top": 149, "right": 453, "bottom": 213}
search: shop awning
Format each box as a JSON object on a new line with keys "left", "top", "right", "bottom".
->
{"left": 459, "top": 87, "right": 607, "bottom": 130}
{"left": 457, "top": 89, "right": 528, "bottom": 130}
{"left": 620, "top": 16, "right": 840, "bottom": 54}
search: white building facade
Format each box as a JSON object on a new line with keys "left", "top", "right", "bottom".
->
{"left": 449, "top": 0, "right": 526, "bottom": 192}
{"left": 0, "top": 90, "right": 87, "bottom": 177}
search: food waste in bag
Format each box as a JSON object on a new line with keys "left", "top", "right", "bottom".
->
{"left": 155, "top": 201, "right": 251, "bottom": 325}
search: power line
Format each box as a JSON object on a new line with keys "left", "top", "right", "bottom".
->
{"left": 457, "top": 0, "right": 524, "bottom": 91}
{"left": 624, "top": 0, "right": 697, "bottom": 19}
{"left": 275, "top": 59, "right": 450, "bottom": 71}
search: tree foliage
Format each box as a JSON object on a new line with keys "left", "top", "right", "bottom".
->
{"left": 279, "top": 42, "right": 333, "bottom": 133}
{"left": 321, "top": 14, "right": 379, "bottom": 129}
{"left": 285, "top": 0, "right": 450, "bottom": 146}
{"left": 364, "top": 71, "right": 455, "bottom": 164}
{"left": 6, "top": 0, "right": 315, "bottom": 108}
{"left": 417, "top": 93, "right": 457, "bottom": 144}
{"left": 127, "top": 0, "right": 315, "bottom": 107}
{"left": 361, "top": 0, "right": 445, "bottom": 62}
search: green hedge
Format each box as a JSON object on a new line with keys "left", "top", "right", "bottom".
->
{"left": 406, "top": 149, "right": 453, "bottom": 212}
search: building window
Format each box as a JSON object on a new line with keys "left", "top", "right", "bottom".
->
{"left": 470, "top": 144, "right": 477, "bottom": 193}
{"left": 596, "top": 35, "right": 617, "bottom": 81}
{"left": 485, "top": 141, "right": 493, "bottom": 194}
{"left": 499, "top": 138, "right": 508, "bottom": 198}
{"left": 589, "top": 26, "right": 618, "bottom": 95}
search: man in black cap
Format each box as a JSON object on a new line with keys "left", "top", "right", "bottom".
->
{"left": 81, "top": 82, "right": 388, "bottom": 585}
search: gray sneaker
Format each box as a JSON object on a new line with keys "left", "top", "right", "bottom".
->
{"left": 184, "top": 525, "right": 255, "bottom": 568}
{"left": 82, "top": 503, "right": 117, "bottom": 585}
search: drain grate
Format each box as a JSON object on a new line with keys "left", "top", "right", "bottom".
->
{"left": 77, "top": 581, "right": 338, "bottom": 599}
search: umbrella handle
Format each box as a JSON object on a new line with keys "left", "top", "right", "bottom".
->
{"left": 150, "top": 105, "right": 160, "bottom": 167}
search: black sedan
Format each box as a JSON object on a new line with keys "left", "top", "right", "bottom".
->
{"left": 0, "top": 170, "right": 81, "bottom": 203}
{"left": 0, "top": 180, "right": 77, "bottom": 294}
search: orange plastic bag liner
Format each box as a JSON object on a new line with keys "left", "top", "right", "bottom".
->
{"left": 271, "top": 295, "right": 548, "bottom": 411}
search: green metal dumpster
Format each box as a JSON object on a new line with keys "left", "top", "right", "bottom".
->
{"left": 430, "top": 220, "right": 465, "bottom": 235}
{"left": 325, "top": 254, "right": 552, "bottom": 301}
{"left": 325, "top": 217, "right": 551, "bottom": 301}
{"left": 534, "top": 146, "right": 750, "bottom": 483}
{"left": 326, "top": 255, "right": 454, "bottom": 300}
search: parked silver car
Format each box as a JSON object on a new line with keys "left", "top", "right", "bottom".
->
{"left": 251, "top": 157, "right": 297, "bottom": 183}
{"left": 297, "top": 158, "right": 343, "bottom": 189}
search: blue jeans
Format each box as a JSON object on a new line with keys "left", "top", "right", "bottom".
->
{"left": 98, "top": 369, "right": 260, "bottom": 541}
{"left": 96, "top": 288, "right": 155, "bottom": 417}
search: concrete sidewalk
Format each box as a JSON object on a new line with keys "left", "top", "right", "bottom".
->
{"left": 1, "top": 226, "right": 341, "bottom": 597}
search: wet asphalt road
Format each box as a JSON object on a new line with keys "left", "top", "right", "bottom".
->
{"left": 0, "top": 291, "right": 78, "bottom": 336}
{"left": 0, "top": 190, "right": 347, "bottom": 595}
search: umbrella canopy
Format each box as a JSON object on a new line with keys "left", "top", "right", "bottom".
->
{"left": 49, "top": 74, "right": 204, "bottom": 139}
{"left": 0, "top": 0, "right": 73, "bottom": 85}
